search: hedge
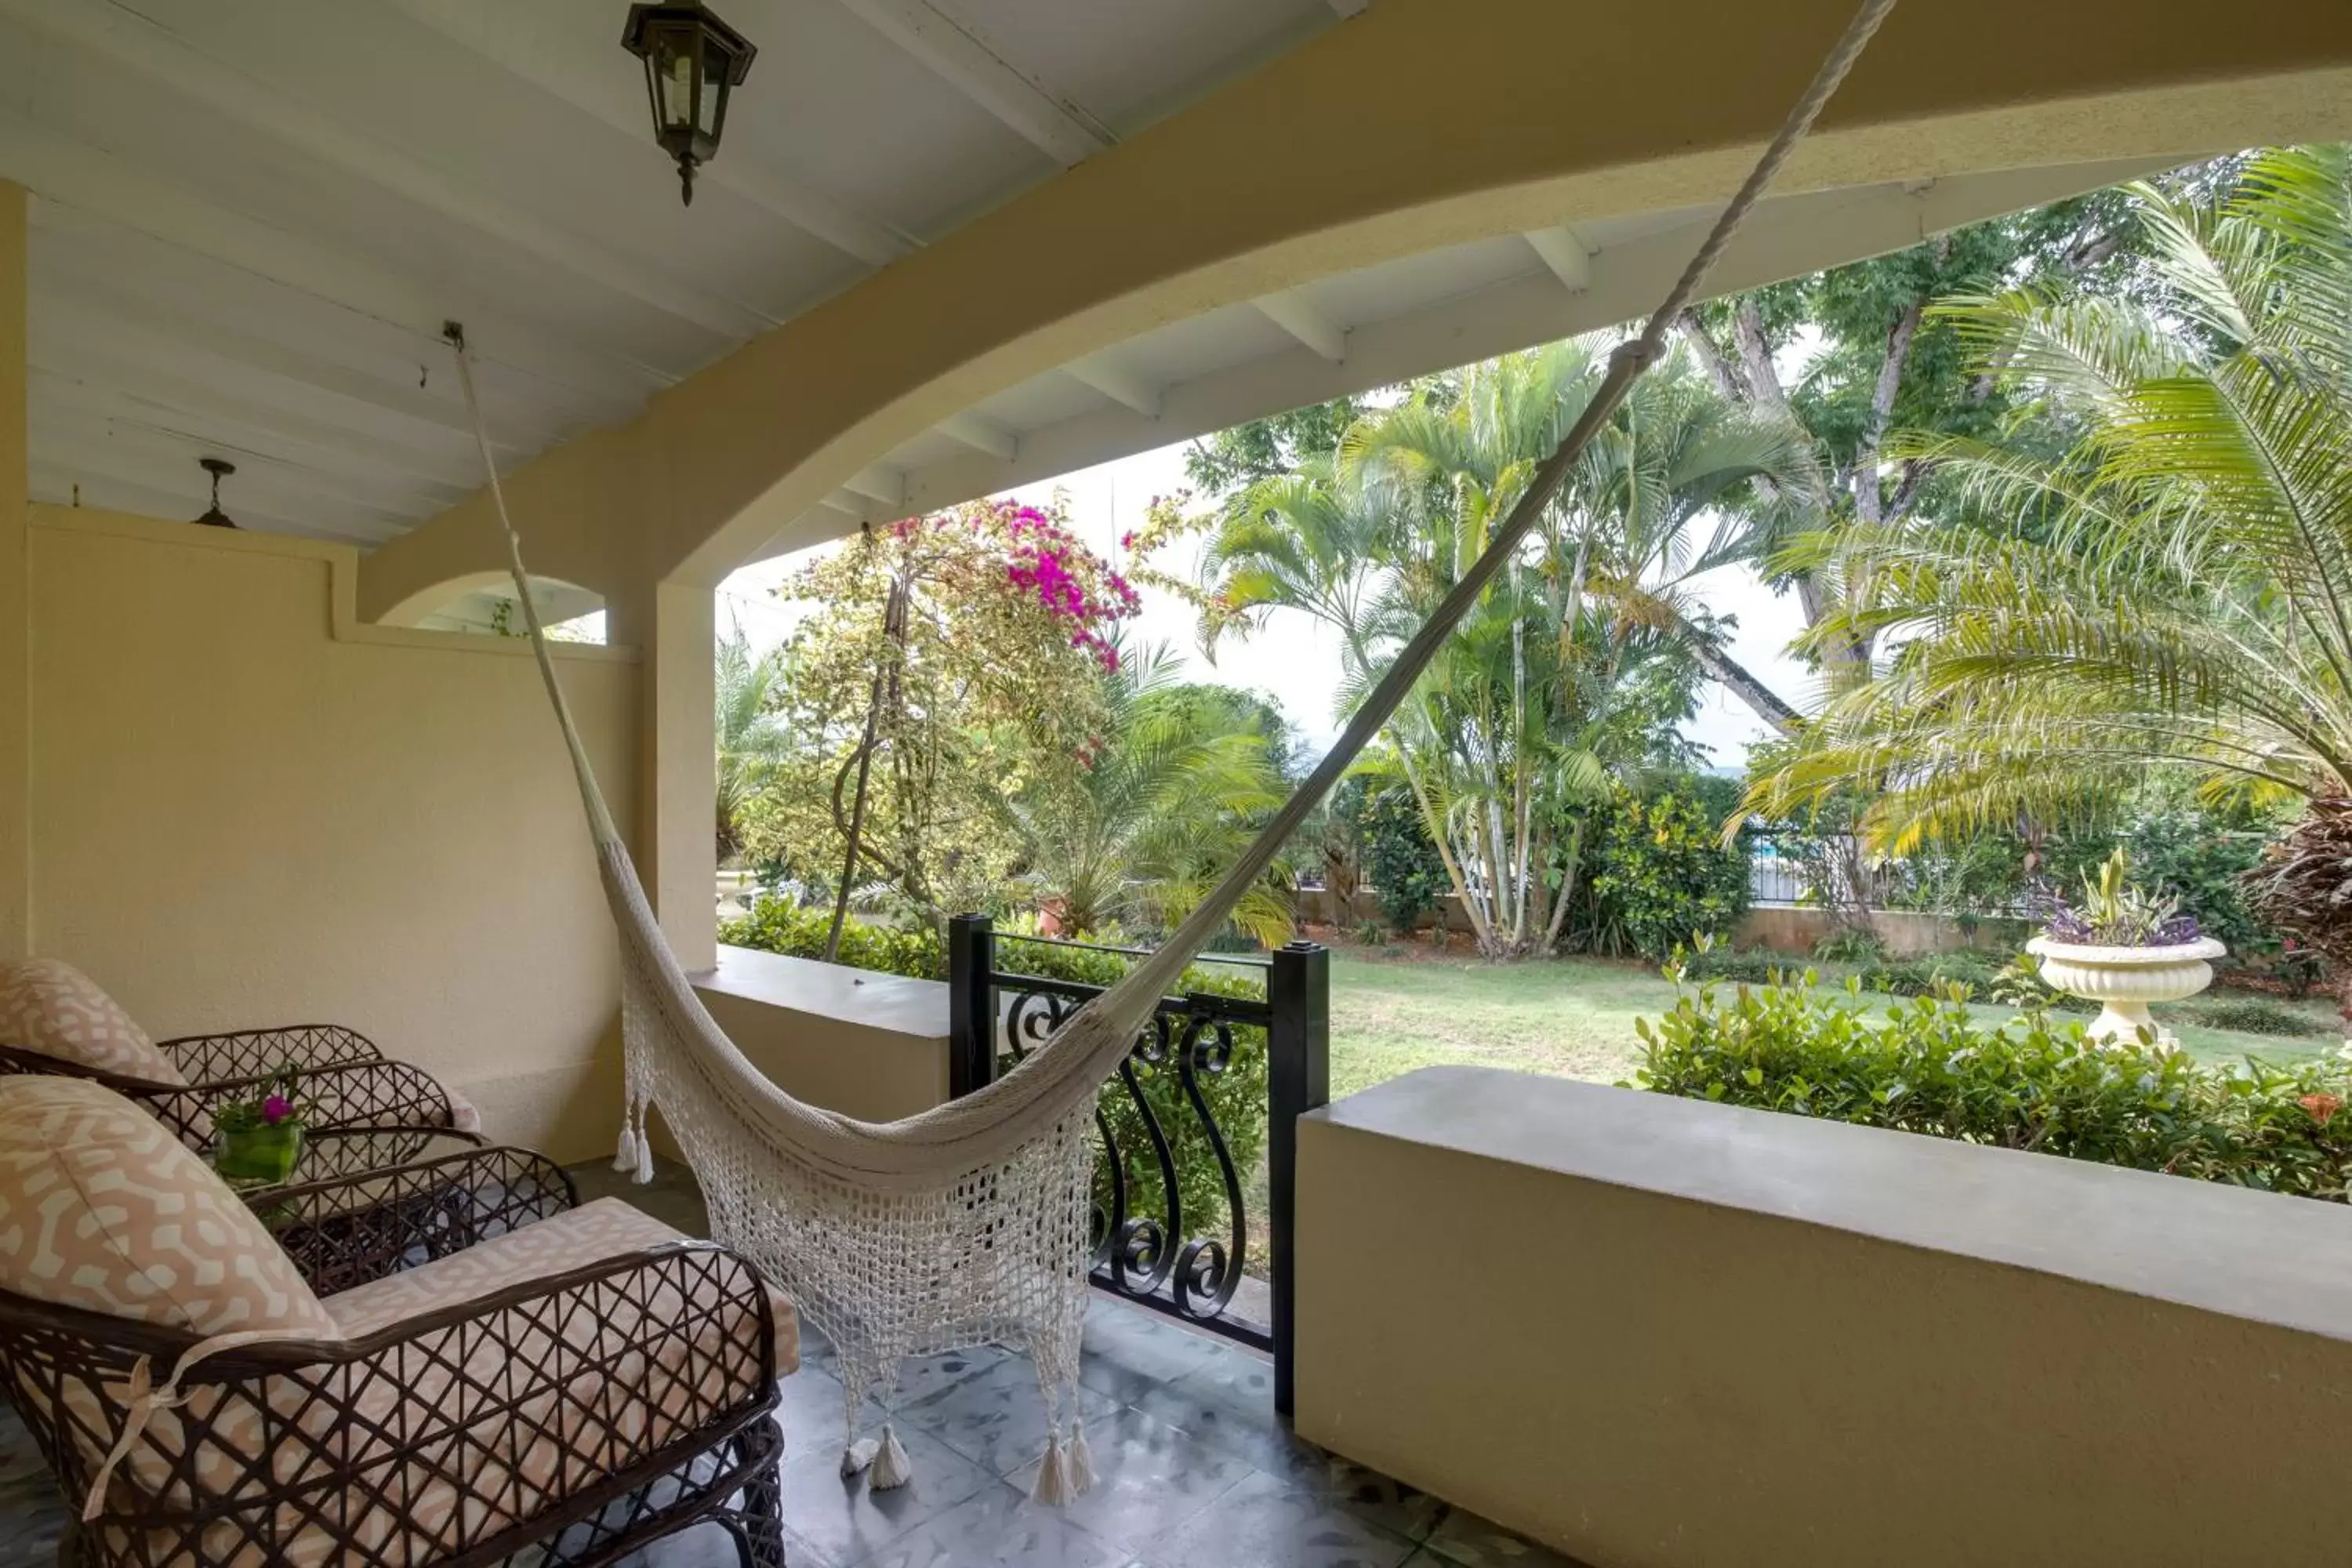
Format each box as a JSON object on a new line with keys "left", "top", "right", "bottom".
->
{"left": 1632, "top": 964, "right": 2352, "bottom": 1201}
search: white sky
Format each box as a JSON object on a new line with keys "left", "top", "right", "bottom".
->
{"left": 718, "top": 440, "right": 1813, "bottom": 773}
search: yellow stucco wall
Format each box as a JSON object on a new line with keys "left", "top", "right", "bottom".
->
{"left": 1300, "top": 1067, "right": 2352, "bottom": 1566}
{"left": 24, "top": 506, "right": 640, "bottom": 1160}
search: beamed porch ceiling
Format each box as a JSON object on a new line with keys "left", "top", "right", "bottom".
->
{"left": 3, "top": 0, "right": 2196, "bottom": 562}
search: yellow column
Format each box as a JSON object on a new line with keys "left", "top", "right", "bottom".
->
{"left": 608, "top": 579, "right": 717, "bottom": 971}
{"left": 0, "top": 182, "right": 27, "bottom": 960}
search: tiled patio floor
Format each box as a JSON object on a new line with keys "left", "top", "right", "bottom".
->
{"left": 0, "top": 1160, "right": 1584, "bottom": 1568}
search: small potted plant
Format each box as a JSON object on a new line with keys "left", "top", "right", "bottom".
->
{"left": 2026, "top": 849, "right": 2225, "bottom": 1044}
{"left": 211, "top": 1065, "right": 310, "bottom": 1185}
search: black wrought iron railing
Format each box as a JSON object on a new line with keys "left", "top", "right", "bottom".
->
{"left": 945, "top": 914, "right": 1329, "bottom": 1414}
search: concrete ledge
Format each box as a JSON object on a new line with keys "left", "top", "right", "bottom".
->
{"left": 688, "top": 944, "right": 949, "bottom": 1123}
{"left": 1296, "top": 1066, "right": 2352, "bottom": 1568}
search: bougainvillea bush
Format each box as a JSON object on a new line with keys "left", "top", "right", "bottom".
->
{"left": 739, "top": 497, "right": 1139, "bottom": 916}
{"left": 1633, "top": 961, "right": 2352, "bottom": 1201}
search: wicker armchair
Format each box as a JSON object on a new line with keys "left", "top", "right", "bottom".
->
{"left": 0, "top": 1137, "right": 791, "bottom": 1568}
{"left": 0, "top": 956, "right": 481, "bottom": 1151}
{"left": 0, "top": 1032, "right": 473, "bottom": 1152}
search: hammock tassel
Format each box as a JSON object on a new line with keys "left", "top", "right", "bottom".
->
{"left": 840, "top": 1436, "right": 878, "bottom": 1477}
{"left": 1031, "top": 1436, "right": 1076, "bottom": 1505}
{"left": 869, "top": 1424, "right": 913, "bottom": 1490}
{"left": 612, "top": 1121, "right": 639, "bottom": 1175}
{"left": 1066, "top": 1421, "right": 1094, "bottom": 1494}
{"left": 633, "top": 1126, "right": 656, "bottom": 1185}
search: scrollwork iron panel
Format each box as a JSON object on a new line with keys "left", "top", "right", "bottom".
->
{"left": 978, "top": 946, "right": 1274, "bottom": 1350}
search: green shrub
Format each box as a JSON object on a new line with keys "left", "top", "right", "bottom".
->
{"left": 1587, "top": 787, "right": 1751, "bottom": 960}
{"left": 720, "top": 895, "right": 1269, "bottom": 1246}
{"left": 1632, "top": 967, "right": 2352, "bottom": 1200}
{"left": 2176, "top": 996, "right": 2331, "bottom": 1039}
{"left": 1359, "top": 785, "right": 1450, "bottom": 932}
{"left": 1810, "top": 927, "right": 1885, "bottom": 965}
{"left": 1861, "top": 949, "right": 2002, "bottom": 1000}
{"left": 718, "top": 895, "right": 947, "bottom": 978}
{"left": 1677, "top": 948, "right": 1792, "bottom": 986}
{"left": 1685, "top": 943, "right": 2002, "bottom": 1001}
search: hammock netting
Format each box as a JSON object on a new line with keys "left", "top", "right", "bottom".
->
{"left": 450, "top": 0, "right": 1895, "bottom": 1501}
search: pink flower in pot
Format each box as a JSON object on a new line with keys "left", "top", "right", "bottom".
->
{"left": 261, "top": 1093, "right": 294, "bottom": 1126}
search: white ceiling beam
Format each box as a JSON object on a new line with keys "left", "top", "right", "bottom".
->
{"left": 750, "top": 158, "right": 2183, "bottom": 566}
{"left": 935, "top": 412, "right": 1018, "bottom": 462}
{"left": 27, "top": 327, "right": 476, "bottom": 473}
{"left": 31, "top": 407, "right": 434, "bottom": 528}
{"left": 0, "top": 0, "right": 771, "bottom": 340}
{"left": 1062, "top": 354, "right": 1161, "bottom": 419}
{"left": 1524, "top": 225, "right": 1593, "bottom": 292}
{"left": 384, "top": 0, "right": 916, "bottom": 267}
{"left": 840, "top": 466, "right": 907, "bottom": 508}
{"left": 14, "top": 142, "right": 670, "bottom": 408}
{"left": 28, "top": 365, "right": 470, "bottom": 506}
{"left": 30, "top": 283, "right": 545, "bottom": 458}
{"left": 830, "top": 0, "right": 1110, "bottom": 166}
{"left": 30, "top": 463, "right": 387, "bottom": 548}
{"left": 28, "top": 431, "right": 405, "bottom": 543}
{"left": 1254, "top": 290, "right": 1348, "bottom": 364}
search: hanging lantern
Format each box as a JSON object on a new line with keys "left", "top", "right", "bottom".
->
{"left": 193, "top": 457, "right": 238, "bottom": 529}
{"left": 621, "top": 2, "right": 757, "bottom": 206}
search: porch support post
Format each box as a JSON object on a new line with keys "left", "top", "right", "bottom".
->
{"left": 1268, "top": 939, "right": 1330, "bottom": 1418}
{"left": 0, "top": 181, "right": 27, "bottom": 960}
{"left": 608, "top": 579, "right": 717, "bottom": 971}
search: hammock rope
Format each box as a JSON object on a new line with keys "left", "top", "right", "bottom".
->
{"left": 444, "top": 0, "right": 1896, "bottom": 1497}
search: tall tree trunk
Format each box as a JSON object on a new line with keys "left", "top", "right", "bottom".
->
{"left": 825, "top": 568, "right": 910, "bottom": 961}
{"left": 1685, "top": 635, "right": 1804, "bottom": 736}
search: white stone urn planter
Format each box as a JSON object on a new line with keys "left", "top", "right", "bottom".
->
{"left": 2025, "top": 935, "right": 2227, "bottom": 1044}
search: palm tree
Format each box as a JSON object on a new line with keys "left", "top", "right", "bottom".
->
{"left": 714, "top": 618, "right": 792, "bottom": 860}
{"left": 1746, "top": 147, "right": 2352, "bottom": 855}
{"left": 1011, "top": 645, "right": 1294, "bottom": 946}
{"left": 1189, "top": 343, "right": 1809, "bottom": 956}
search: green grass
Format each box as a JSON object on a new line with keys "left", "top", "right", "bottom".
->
{"left": 1327, "top": 949, "right": 2343, "bottom": 1101}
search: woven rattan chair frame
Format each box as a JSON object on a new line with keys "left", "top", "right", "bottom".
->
{"left": 256, "top": 1139, "right": 578, "bottom": 1296}
{"left": 0, "top": 1038, "right": 464, "bottom": 1152}
{"left": 0, "top": 1199, "right": 785, "bottom": 1568}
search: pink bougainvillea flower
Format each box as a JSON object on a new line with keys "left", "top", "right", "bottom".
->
{"left": 261, "top": 1093, "right": 294, "bottom": 1126}
{"left": 2300, "top": 1092, "right": 2342, "bottom": 1126}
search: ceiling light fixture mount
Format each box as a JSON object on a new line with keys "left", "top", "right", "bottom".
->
{"left": 621, "top": 2, "right": 757, "bottom": 206}
{"left": 194, "top": 457, "right": 239, "bottom": 528}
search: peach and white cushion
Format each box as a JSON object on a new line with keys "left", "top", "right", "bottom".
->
{"left": 325, "top": 1196, "right": 800, "bottom": 1371}
{"left": 0, "top": 1075, "right": 332, "bottom": 1334}
{"left": 0, "top": 958, "right": 185, "bottom": 1084}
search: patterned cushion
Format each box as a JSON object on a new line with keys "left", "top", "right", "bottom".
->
{"left": 0, "top": 1076, "right": 334, "bottom": 1335}
{"left": 326, "top": 1196, "right": 799, "bottom": 1372}
{"left": 0, "top": 958, "right": 184, "bottom": 1084}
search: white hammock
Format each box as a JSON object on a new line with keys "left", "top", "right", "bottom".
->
{"left": 446, "top": 0, "right": 1893, "bottom": 1501}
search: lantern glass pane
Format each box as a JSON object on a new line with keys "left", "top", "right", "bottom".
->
{"left": 695, "top": 35, "right": 731, "bottom": 134}
{"left": 659, "top": 35, "right": 697, "bottom": 132}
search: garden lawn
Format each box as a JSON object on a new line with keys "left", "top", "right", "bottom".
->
{"left": 1326, "top": 949, "right": 2343, "bottom": 1101}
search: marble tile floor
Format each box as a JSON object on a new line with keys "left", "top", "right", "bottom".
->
{"left": 0, "top": 1162, "right": 1587, "bottom": 1568}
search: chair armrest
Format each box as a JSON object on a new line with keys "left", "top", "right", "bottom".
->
{"left": 154, "top": 1024, "right": 383, "bottom": 1082}
{"left": 264, "top": 1144, "right": 579, "bottom": 1294}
